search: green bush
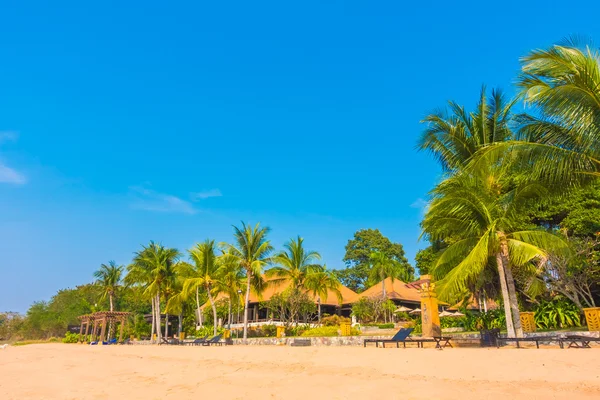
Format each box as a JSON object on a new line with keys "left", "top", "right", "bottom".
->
{"left": 301, "top": 326, "right": 339, "bottom": 337}
{"left": 535, "top": 297, "right": 582, "bottom": 330}
{"left": 320, "top": 315, "right": 350, "bottom": 326}
{"left": 62, "top": 332, "right": 80, "bottom": 343}
{"left": 377, "top": 323, "right": 395, "bottom": 329}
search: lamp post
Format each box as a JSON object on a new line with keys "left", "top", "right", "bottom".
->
{"left": 237, "top": 289, "right": 242, "bottom": 339}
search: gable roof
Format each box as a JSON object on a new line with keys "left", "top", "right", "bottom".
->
{"left": 358, "top": 277, "right": 422, "bottom": 303}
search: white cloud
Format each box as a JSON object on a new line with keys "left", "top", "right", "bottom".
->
{"left": 129, "top": 186, "right": 197, "bottom": 215}
{"left": 0, "top": 131, "right": 18, "bottom": 143}
{"left": 191, "top": 188, "right": 222, "bottom": 200}
{"left": 0, "top": 164, "right": 26, "bottom": 184}
{"left": 410, "top": 198, "right": 429, "bottom": 216}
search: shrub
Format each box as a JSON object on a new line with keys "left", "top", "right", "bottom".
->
{"left": 535, "top": 297, "right": 582, "bottom": 330}
{"left": 301, "top": 326, "right": 339, "bottom": 337}
{"left": 377, "top": 323, "right": 395, "bottom": 329}
{"left": 286, "top": 324, "right": 310, "bottom": 337}
{"left": 62, "top": 332, "right": 79, "bottom": 343}
{"left": 320, "top": 315, "right": 350, "bottom": 326}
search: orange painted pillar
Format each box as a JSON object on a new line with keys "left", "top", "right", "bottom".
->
{"left": 420, "top": 277, "right": 441, "bottom": 337}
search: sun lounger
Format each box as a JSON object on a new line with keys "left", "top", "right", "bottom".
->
{"left": 562, "top": 335, "right": 600, "bottom": 348}
{"left": 187, "top": 335, "right": 209, "bottom": 346}
{"left": 202, "top": 334, "right": 224, "bottom": 346}
{"left": 363, "top": 328, "right": 414, "bottom": 348}
{"left": 500, "top": 336, "right": 561, "bottom": 349}
{"left": 411, "top": 336, "right": 453, "bottom": 349}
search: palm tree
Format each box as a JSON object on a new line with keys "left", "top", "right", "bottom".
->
{"left": 474, "top": 42, "right": 600, "bottom": 184}
{"left": 221, "top": 222, "right": 273, "bottom": 342}
{"left": 267, "top": 236, "right": 322, "bottom": 288}
{"left": 367, "top": 251, "right": 409, "bottom": 299}
{"left": 126, "top": 241, "right": 180, "bottom": 344}
{"left": 93, "top": 261, "right": 123, "bottom": 312}
{"left": 418, "top": 86, "right": 516, "bottom": 172}
{"left": 421, "top": 171, "right": 569, "bottom": 338}
{"left": 177, "top": 240, "right": 221, "bottom": 336}
{"left": 214, "top": 252, "right": 246, "bottom": 329}
{"left": 304, "top": 265, "right": 342, "bottom": 323}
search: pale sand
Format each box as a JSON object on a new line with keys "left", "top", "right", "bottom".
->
{"left": 1, "top": 344, "right": 599, "bottom": 400}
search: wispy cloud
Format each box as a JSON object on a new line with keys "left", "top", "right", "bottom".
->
{"left": 129, "top": 186, "right": 197, "bottom": 215}
{"left": 0, "top": 131, "right": 26, "bottom": 185}
{"left": 191, "top": 188, "right": 222, "bottom": 200}
{"left": 410, "top": 198, "right": 429, "bottom": 216}
{"left": 0, "top": 131, "right": 18, "bottom": 143}
{"left": 0, "top": 164, "right": 26, "bottom": 184}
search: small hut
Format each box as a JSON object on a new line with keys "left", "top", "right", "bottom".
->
{"left": 78, "top": 311, "right": 130, "bottom": 344}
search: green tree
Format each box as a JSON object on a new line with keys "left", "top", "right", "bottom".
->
{"left": 177, "top": 240, "right": 221, "bottom": 336}
{"left": 93, "top": 261, "right": 123, "bottom": 312}
{"left": 422, "top": 170, "right": 569, "bottom": 338}
{"left": 222, "top": 222, "right": 273, "bottom": 342}
{"left": 304, "top": 265, "right": 342, "bottom": 323}
{"left": 127, "top": 241, "right": 180, "bottom": 343}
{"left": 267, "top": 236, "right": 321, "bottom": 288}
{"left": 418, "top": 86, "right": 516, "bottom": 172}
{"left": 367, "top": 251, "right": 408, "bottom": 299}
{"left": 214, "top": 252, "right": 246, "bottom": 328}
{"left": 338, "top": 229, "right": 413, "bottom": 292}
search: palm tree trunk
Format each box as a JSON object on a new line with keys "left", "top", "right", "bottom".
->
{"left": 243, "top": 270, "right": 252, "bottom": 343}
{"left": 151, "top": 297, "right": 156, "bottom": 342}
{"left": 503, "top": 260, "right": 524, "bottom": 338}
{"left": 207, "top": 284, "right": 218, "bottom": 336}
{"left": 495, "top": 252, "right": 516, "bottom": 338}
{"left": 318, "top": 297, "right": 322, "bottom": 324}
{"left": 228, "top": 298, "right": 232, "bottom": 329}
{"left": 178, "top": 313, "right": 182, "bottom": 337}
{"left": 108, "top": 293, "right": 114, "bottom": 340}
{"left": 109, "top": 294, "right": 114, "bottom": 312}
{"left": 164, "top": 312, "right": 169, "bottom": 339}
{"left": 195, "top": 287, "right": 201, "bottom": 326}
{"left": 382, "top": 280, "right": 386, "bottom": 299}
{"left": 155, "top": 293, "right": 162, "bottom": 344}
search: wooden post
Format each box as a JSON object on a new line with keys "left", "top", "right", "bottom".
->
{"left": 99, "top": 316, "right": 107, "bottom": 344}
{"left": 84, "top": 320, "right": 90, "bottom": 343}
{"left": 78, "top": 320, "right": 84, "bottom": 342}
{"left": 119, "top": 316, "right": 125, "bottom": 343}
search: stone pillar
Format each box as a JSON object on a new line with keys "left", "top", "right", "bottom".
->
{"left": 420, "top": 277, "right": 441, "bottom": 337}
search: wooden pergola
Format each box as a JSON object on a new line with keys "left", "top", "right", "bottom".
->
{"left": 78, "top": 311, "right": 130, "bottom": 343}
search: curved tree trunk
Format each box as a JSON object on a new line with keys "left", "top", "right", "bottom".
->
{"left": 496, "top": 253, "right": 516, "bottom": 338}
{"left": 164, "top": 312, "right": 169, "bottom": 339}
{"left": 109, "top": 294, "right": 114, "bottom": 312}
{"left": 228, "top": 298, "right": 232, "bottom": 329}
{"left": 243, "top": 270, "right": 252, "bottom": 343}
{"left": 503, "top": 261, "right": 524, "bottom": 338}
{"left": 317, "top": 297, "right": 322, "bottom": 323}
{"left": 207, "top": 283, "right": 218, "bottom": 336}
{"left": 178, "top": 313, "right": 182, "bottom": 337}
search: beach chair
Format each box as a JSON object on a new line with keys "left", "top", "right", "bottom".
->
{"left": 363, "top": 328, "right": 414, "bottom": 348}
{"left": 202, "top": 334, "right": 224, "bottom": 346}
{"left": 500, "top": 336, "right": 561, "bottom": 349}
{"left": 187, "top": 335, "right": 209, "bottom": 346}
{"left": 562, "top": 335, "right": 600, "bottom": 348}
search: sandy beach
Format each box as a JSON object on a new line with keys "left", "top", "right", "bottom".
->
{"left": 0, "top": 344, "right": 599, "bottom": 400}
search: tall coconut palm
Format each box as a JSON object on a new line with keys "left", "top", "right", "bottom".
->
{"left": 474, "top": 42, "right": 600, "bottom": 184}
{"left": 418, "top": 86, "right": 516, "bottom": 173}
{"left": 267, "top": 236, "right": 322, "bottom": 288}
{"left": 93, "top": 261, "right": 123, "bottom": 312}
{"left": 367, "top": 252, "right": 409, "bottom": 299}
{"left": 221, "top": 222, "right": 273, "bottom": 342}
{"left": 214, "top": 251, "right": 246, "bottom": 328}
{"left": 176, "top": 240, "right": 221, "bottom": 336}
{"left": 422, "top": 171, "right": 569, "bottom": 338}
{"left": 127, "top": 241, "right": 180, "bottom": 344}
{"left": 304, "top": 265, "right": 342, "bottom": 323}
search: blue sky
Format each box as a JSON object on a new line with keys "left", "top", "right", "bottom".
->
{"left": 1, "top": 1, "right": 599, "bottom": 312}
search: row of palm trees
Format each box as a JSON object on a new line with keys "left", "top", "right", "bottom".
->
{"left": 95, "top": 223, "right": 344, "bottom": 343}
{"left": 419, "top": 41, "right": 600, "bottom": 338}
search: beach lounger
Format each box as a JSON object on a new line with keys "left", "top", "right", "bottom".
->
{"left": 411, "top": 336, "right": 453, "bottom": 349}
{"left": 500, "top": 336, "right": 561, "bottom": 349}
{"left": 187, "top": 335, "right": 209, "bottom": 346}
{"left": 363, "top": 328, "right": 414, "bottom": 348}
{"left": 202, "top": 334, "right": 224, "bottom": 346}
{"left": 562, "top": 335, "right": 600, "bottom": 348}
